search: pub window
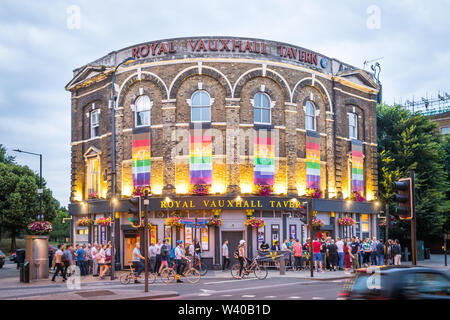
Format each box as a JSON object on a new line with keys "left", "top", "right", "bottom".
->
{"left": 253, "top": 92, "right": 271, "bottom": 124}
{"left": 87, "top": 157, "right": 99, "bottom": 195}
{"left": 90, "top": 109, "right": 100, "bottom": 138}
{"left": 305, "top": 101, "right": 316, "bottom": 131}
{"left": 348, "top": 112, "right": 358, "bottom": 139}
{"left": 191, "top": 90, "right": 211, "bottom": 123}
{"left": 135, "top": 95, "right": 151, "bottom": 127}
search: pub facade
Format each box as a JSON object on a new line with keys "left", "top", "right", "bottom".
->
{"left": 66, "top": 36, "right": 381, "bottom": 268}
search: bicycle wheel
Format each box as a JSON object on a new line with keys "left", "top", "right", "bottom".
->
{"left": 185, "top": 268, "right": 200, "bottom": 284}
{"left": 149, "top": 272, "right": 156, "bottom": 284}
{"left": 160, "top": 268, "right": 176, "bottom": 284}
{"left": 231, "top": 263, "right": 243, "bottom": 279}
{"left": 119, "top": 273, "right": 130, "bottom": 285}
{"left": 198, "top": 261, "right": 208, "bottom": 276}
{"left": 253, "top": 263, "right": 268, "bottom": 280}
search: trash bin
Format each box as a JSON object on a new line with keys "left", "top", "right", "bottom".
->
{"left": 16, "top": 248, "right": 25, "bottom": 269}
{"left": 424, "top": 248, "right": 431, "bottom": 259}
{"left": 20, "top": 261, "right": 30, "bottom": 283}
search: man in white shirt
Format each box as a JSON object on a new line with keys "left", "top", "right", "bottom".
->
{"left": 174, "top": 240, "right": 187, "bottom": 283}
{"left": 222, "top": 240, "right": 230, "bottom": 271}
{"left": 148, "top": 242, "right": 156, "bottom": 273}
{"left": 280, "top": 239, "right": 288, "bottom": 251}
{"left": 336, "top": 238, "right": 344, "bottom": 270}
{"left": 132, "top": 243, "right": 145, "bottom": 281}
{"left": 154, "top": 240, "right": 162, "bottom": 273}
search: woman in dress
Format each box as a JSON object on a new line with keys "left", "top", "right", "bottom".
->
{"left": 98, "top": 244, "right": 109, "bottom": 279}
{"left": 343, "top": 241, "right": 352, "bottom": 274}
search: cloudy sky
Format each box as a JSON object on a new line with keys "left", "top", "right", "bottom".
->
{"left": 0, "top": 0, "right": 449, "bottom": 207}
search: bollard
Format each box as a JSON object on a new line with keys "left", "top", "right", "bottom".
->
{"left": 279, "top": 254, "right": 285, "bottom": 275}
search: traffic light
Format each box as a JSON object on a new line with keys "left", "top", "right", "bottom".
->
{"left": 128, "top": 196, "right": 142, "bottom": 227}
{"left": 394, "top": 178, "right": 413, "bottom": 220}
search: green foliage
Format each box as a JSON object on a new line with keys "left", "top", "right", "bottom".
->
{"left": 50, "top": 207, "right": 71, "bottom": 242}
{"left": 0, "top": 144, "right": 15, "bottom": 164}
{"left": 377, "top": 104, "right": 449, "bottom": 240}
{"left": 0, "top": 148, "right": 59, "bottom": 251}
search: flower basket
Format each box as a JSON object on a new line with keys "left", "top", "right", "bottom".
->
{"left": 77, "top": 217, "right": 93, "bottom": 227}
{"left": 244, "top": 217, "right": 266, "bottom": 228}
{"left": 27, "top": 221, "right": 52, "bottom": 235}
{"left": 132, "top": 186, "right": 151, "bottom": 197}
{"left": 350, "top": 191, "right": 366, "bottom": 202}
{"left": 255, "top": 184, "right": 272, "bottom": 196}
{"left": 207, "top": 217, "right": 224, "bottom": 227}
{"left": 306, "top": 188, "right": 322, "bottom": 199}
{"left": 88, "top": 192, "right": 99, "bottom": 200}
{"left": 165, "top": 216, "right": 181, "bottom": 227}
{"left": 95, "top": 217, "right": 111, "bottom": 227}
{"left": 338, "top": 217, "right": 356, "bottom": 226}
{"left": 311, "top": 218, "right": 324, "bottom": 228}
{"left": 191, "top": 184, "right": 209, "bottom": 196}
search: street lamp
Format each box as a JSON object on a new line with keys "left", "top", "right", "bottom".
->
{"left": 110, "top": 57, "right": 135, "bottom": 281}
{"left": 13, "top": 149, "right": 43, "bottom": 221}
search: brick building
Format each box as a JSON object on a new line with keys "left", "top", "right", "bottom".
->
{"left": 66, "top": 37, "right": 381, "bottom": 268}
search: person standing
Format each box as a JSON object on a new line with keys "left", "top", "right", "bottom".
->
{"left": 376, "top": 240, "right": 385, "bottom": 266}
{"left": 370, "top": 237, "right": 378, "bottom": 266}
{"left": 222, "top": 240, "right": 230, "bottom": 271}
{"left": 293, "top": 239, "right": 303, "bottom": 271}
{"left": 52, "top": 244, "right": 67, "bottom": 282}
{"left": 63, "top": 244, "right": 73, "bottom": 277}
{"left": 393, "top": 240, "right": 402, "bottom": 265}
{"left": 343, "top": 241, "right": 352, "bottom": 274}
{"left": 75, "top": 244, "right": 86, "bottom": 275}
{"left": 350, "top": 237, "right": 360, "bottom": 272}
{"left": 312, "top": 238, "right": 323, "bottom": 273}
{"left": 158, "top": 239, "right": 170, "bottom": 274}
{"left": 86, "top": 244, "right": 93, "bottom": 275}
{"left": 238, "top": 240, "right": 247, "bottom": 278}
{"left": 336, "top": 238, "right": 345, "bottom": 270}
{"left": 194, "top": 240, "right": 202, "bottom": 259}
{"left": 91, "top": 243, "right": 99, "bottom": 276}
{"left": 154, "top": 240, "right": 162, "bottom": 274}
{"left": 327, "top": 239, "right": 338, "bottom": 271}
{"left": 148, "top": 242, "right": 156, "bottom": 273}
{"left": 362, "top": 238, "right": 372, "bottom": 267}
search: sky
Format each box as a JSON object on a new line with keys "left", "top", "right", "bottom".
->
{"left": 0, "top": 0, "right": 449, "bottom": 207}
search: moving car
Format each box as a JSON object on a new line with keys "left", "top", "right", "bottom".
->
{"left": 9, "top": 252, "right": 16, "bottom": 263}
{"left": 0, "top": 250, "right": 5, "bottom": 268}
{"left": 340, "top": 265, "right": 450, "bottom": 300}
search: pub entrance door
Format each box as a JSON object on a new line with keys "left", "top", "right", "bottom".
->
{"left": 222, "top": 231, "right": 244, "bottom": 265}
{"left": 124, "top": 233, "right": 140, "bottom": 268}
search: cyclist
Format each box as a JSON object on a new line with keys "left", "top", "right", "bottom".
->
{"left": 132, "top": 243, "right": 145, "bottom": 283}
{"left": 158, "top": 239, "right": 170, "bottom": 274}
{"left": 175, "top": 240, "right": 188, "bottom": 283}
{"left": 238, "top": 240, "right": 247, "bottom": 278}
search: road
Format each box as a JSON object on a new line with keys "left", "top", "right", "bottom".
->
{"left": 0, "top": 261, "right": 345, "bottom": 300}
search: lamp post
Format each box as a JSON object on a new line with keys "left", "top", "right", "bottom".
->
{"left": 13, "top": 149, "right": 43, "bottom": 221}
{"left": 110, "top": 57, "right": 135, "bottom": 280}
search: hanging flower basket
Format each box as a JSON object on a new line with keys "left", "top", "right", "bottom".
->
{"left": 27, "top": 221, "right": 52, "bottom": 235}
{"left": 311, "top": 218, "right": 325, "bottom": 228}
{"left": 207, "top": 217, "right": 224, "bottom": 226}
{"left": 191, "top": 184, "right": 209, "bottom": 196}
{"left": 350, "top": 191, "right": 366, "bottom": 202}
{"left": 88, "top": 192, "right": 99, "bottom": 200}
{"left": 306, "top": 188, "right": 322, "bottom": 199}
{"left": 132, "top": 186, "right": 151, "bottom": 197}
{"left": 77, "top": 217, "right": 93, "bottom": 227}
{"left": 165, "top": 216, "right": 181, "bottom": 227}
{"left": 95, "top": 217, "right": 111, "bottom": 227}
{"left": 244, "top": 217, "right": 266, "bottom": 228}
{"left": 131, "top": 221, "right": 154, "bottom": 229}
{"left": 245, "top": 209, "right": 254, "bottom": 217}
{"left": 338, "top": 217, "right": 356, "bottom": 226}
{"left": 255, "top": 184, "right": 272, "bottom": 196}
{"left": 212, "top": 209, "right": 221, "bottom": 217}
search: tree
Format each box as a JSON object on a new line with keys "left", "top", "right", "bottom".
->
{"left": 50, "top": 207, "right": 71, "bottom": 242}
{"left": 377, "top": 104, "right": 449, "bottom": 242}
{"left": 0, "top": 158, "right": 59, "bottom": 251}
{"left": 0, "top": 144, "right": 15, "bottom": 164}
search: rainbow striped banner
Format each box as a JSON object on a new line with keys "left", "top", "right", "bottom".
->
{"left": 306, "top": 130, "right": 321, "bottom": 189}
{"left": 132, "top": 127, "right": 151, "bottom": 187}
{"left": 190, "top": 131, "right": 212, "bottom": 185}
{"left": 254, "top": 131, "right": 275, "bottom": 185}
{"left": 351, "top": 139, "right": 364, "bottom": 193}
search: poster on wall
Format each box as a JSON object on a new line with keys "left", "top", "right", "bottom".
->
{"left": 290, "top": 225, "right": 297, "bottom": 240}
{"left": 150, "top": 225, "right": 157, "bottom": 244}
{"left": 164, "top": 226, "right": 172, "bottom": 247}
{"left": 201, "top": 227, "right": 209, "bottom": 251}
{"left": 257, "top": 226, "right": 265, "bottom": 247}
{"left": 271, "top": 224, "right": 279, "bottom": 246}
{"left": 185, "top": 226, "right": 193, "bottom": 245}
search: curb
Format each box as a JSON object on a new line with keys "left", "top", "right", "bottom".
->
{"left": 120, "top": 292, "right": 179, "bottom": 300}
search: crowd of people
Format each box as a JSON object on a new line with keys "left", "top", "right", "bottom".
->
{"left": 243, "top": 236, "right": 403, "bottom": 274}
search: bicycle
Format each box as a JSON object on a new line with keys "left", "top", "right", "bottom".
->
{"left": 190, "top": 255, "right": 207, "bottom": 276}
{"left": 119, "top": 264, "right": 156, "bottom": 285}
{"left": 160, "top": 258, "right": 201, "bottom": 284}
{"left": 231, "top": 257, "right": 267, "bottom": 280}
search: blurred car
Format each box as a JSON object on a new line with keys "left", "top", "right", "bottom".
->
{"left": 340, "top": 265, "right": 450, "bottom": 300}
{"left": 0, "top": 250, "right": 5, "bottom": 268}
{"left": 9, "top": 252, "right": 16, "bottom": 263}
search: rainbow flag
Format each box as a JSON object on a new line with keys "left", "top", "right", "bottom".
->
{"left": 190, "top": 131, "right": 212, "bottom": 185}
{"left": 132, "top": 127, "right": 151, "bottom": 187}
{"left": 254, "top": 131, "right": 275, "bottom": 185}
{"left": 306, "top": 130, "right": 320, "bottom": 189}
{"left": 351, "top": 139, "right": 364, "bottom": 193}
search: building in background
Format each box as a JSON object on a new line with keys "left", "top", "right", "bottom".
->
{"left": 65, "top": 37, "right": 381, "bottom": 268}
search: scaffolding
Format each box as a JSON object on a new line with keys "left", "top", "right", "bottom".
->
{"left": 398, "top": 91, "right": 450, "bottom": 116}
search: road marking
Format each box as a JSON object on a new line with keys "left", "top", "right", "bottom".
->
{"left": 312, "top": 297, "right": 325, "bottom": 300}
{"left": 198, "top": 293, "right": 211, "bottom": 296}
{"left": 241, "top": 295, "right": 256, "bottom": 298}
{"left": 264, "top": 296, "right": 276, "bottom": 298}
{"left": 204, "top": 278, "right": 258, "bottom": 285}
{"left": 221, "top": 294, "right": 233, "bottom": 297}
{"left": 288, "top": 296, "right": 301, "bottom": 299}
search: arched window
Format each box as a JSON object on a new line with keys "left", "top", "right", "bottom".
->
{"left": 254, "top": 92, "right": 271, "bottom": 124}
{"left": 135, "top": 95, "right": 151, "bottom": 127}
{"left": 305, "top": 101, "right": 316, "bottom": 131}
{"left": 191, "top": 90, "right": 211, "bottom": 122}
